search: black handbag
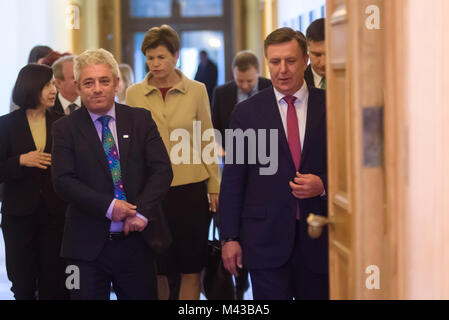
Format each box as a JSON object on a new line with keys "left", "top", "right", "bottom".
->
{"left": 147, "top": 205, "right": 172, "bottom": 254}
{"left": 201, "top": 214, "right": 235, "bottom": 300}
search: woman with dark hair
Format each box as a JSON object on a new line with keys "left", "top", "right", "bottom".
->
{"left": 0, "top": 64, "right": 68, "bottom": 300}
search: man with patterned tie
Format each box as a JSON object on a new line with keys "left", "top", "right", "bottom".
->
{"left": 219, "top": 28, "right": 329, "bottom": 300}
{"left": 52, "top": 55, "right": 81, "bottom": 115}
{"left": 51, "top": 49, "right": 173, "bottom": 300}
{"left": 304, "top": 18, "right": 326, "bottom": 90}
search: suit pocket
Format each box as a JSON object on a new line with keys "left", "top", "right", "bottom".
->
{"left": 241, "top": 205, "right": 267, "bottom": 219}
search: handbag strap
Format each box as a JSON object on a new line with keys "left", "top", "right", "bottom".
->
{"left": 211, "top": 213, "right": 219, "bottom": 241}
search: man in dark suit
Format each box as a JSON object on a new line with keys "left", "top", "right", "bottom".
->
{"left": 219, "top": 28, "right": 328, "bottom": 300}
{"left": 304, "top": 18, "right": 326, "bottom": 89}
{"left": 52, "top": 49, "right": 173, "bottom": 300}
{"left": 195, "top": 50, "right": 218, "bottom": 105}
{"left": 212, "top": 50, "right": 272, "bottom": 154}
{"left": 51, "top": 55, "right": 81, "bottom": 115}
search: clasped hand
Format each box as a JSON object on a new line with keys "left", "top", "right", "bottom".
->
{"left": 112, "top": 199, "right": 147, "bottom": 235}
{"left": 20, "top": 150, "right": 51, "bottom": 169}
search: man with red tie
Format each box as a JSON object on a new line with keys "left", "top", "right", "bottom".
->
{"left": 219, "top": 27, "right": 329, "bottom": 300}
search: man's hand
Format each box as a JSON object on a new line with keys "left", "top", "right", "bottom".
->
{"left": 222, "top": 241, "right": 243, "bottom": 277}
{"left": 19, "top": 150, "right": 51, "bottom": 169}
{"left": 209, "top": 193, "right": 219, "bottom": 213}
{"left": 289, "top": 172, "right": 324, "bottom": 199}
{"left": 123, "top": 215, "right": 147, "bottom": 235}
{"left": 111, "top": 200, "right": 137, "bottom": 222}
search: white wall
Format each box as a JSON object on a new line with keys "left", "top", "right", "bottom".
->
{"left": 277, "top": 0, "right": 326, "bottom": 33}
{"left": 0, "top": 0, "right": 71, "bottom": 116}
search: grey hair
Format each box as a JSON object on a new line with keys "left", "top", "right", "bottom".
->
{"left": 74, "top": 48, "right": 120, "bottom": 82}
{"left": 52, "top": 55, "right": 75, "bottom": 80}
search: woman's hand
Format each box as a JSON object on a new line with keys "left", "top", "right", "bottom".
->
{"left": 19, "top": 150, "right": 51, "bottom": 169}
{"left": 209, "top": 193, "right": 219, "bottom": 213}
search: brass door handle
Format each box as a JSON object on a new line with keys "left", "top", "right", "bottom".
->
{"left": 307, "top": 213, "right": 334, "bottom": 239}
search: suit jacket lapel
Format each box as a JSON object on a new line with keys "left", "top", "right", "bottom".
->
{"left": 76, "top": 106, "right": 112, "bottom": 181}
{"left": 300, "top": 89, "right": 324, "bottom": 169}
{"left": 43, "top": 110, "right": 53, "bottom": 153}
{"left": 115, "top": 104, "right": 131, "bottom": 187}
{"left": 229, "top": 83, "right": 238, "bottom": 112}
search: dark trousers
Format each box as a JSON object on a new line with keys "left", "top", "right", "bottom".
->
{"left": 249, "top": 221, "right": 329, "bottom": 300}
{"left": 1, "top": 204, "right": 68, "bottom": 300}
{"left": 68, "top": 233, "right": 157, "bottom": 300}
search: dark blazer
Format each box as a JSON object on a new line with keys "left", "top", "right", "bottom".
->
{"left": 51, "top": 103, "right": 173, "bottom": 261}
{"left": 51, "top": 93, "right": 65, "bottom": 115}
{"left": 304, "top": 65, "right": 316, "bottom": 88}
{"left": 0, "top": 109, "right": 66, "bottom": 216}
{"left": 195, "top": 60, "right": 218, "bottom": 104}
{"left": 218, "top": 86, "right": 328, "bottom": 274}
{"left": 212, "top": 77, "right": 272, "bottom": 149}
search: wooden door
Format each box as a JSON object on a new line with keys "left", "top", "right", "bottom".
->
{"left": 323, "top": 0, "right": 388, "bottom": 299}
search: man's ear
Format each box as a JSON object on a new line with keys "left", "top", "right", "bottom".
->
{"left": 54, "top": 78, "right": 62, "bottom": 91}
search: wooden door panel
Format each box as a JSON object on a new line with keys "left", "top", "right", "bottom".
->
{"left": 325, "top": 0, "right": 387, "bottom": 299}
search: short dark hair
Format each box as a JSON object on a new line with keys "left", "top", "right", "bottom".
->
{"left": 264, "top": 27, "right": 307, "bottom": 57}
{"left": 27, "top": 45, "right": 53, "bottom": 64}
{"left": 232, "top": 50, "right": 260, "bottom": 72}
{"left": 141, "top": 24, "right": 180, "bottom": 56}
{"left": 12, "top": 64, "right": 53, "bottom": 110}
{"left": 306, "top": 18, "right": 325, "bottom": 42}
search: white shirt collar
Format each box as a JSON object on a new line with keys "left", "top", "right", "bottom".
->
{"left": 273, "top": 80, "right": 308, "bottom": 104}
{"left": 311, "top": 67, "right": 323, "bottom": 88}
{"left": 88, "top": 103, "right": 116, "bottom": 123}
{"left": 58, "top": 94, "right": 81, "bottom": 113}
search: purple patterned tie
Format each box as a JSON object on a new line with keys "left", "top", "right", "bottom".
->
{"left": 98, "top": 116, "right": 126, "bottom": 202}
{"left": 283, "top": 95, "right": 301, "bottom": 220}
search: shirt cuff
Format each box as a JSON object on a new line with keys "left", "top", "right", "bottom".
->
{"left": 106, "top": 199, "right": 116, "bottom": 220}
{"left": 106, "top": 199, "right": 148, "bottom": 224}
{"left": 136, "top": 213, "right": 148, "bottom": 224}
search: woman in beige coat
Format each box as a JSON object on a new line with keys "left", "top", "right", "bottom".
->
{"left": 126, "top": 24, "right": 220, "bottom": 300}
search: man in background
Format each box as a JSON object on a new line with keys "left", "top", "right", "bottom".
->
{"left": 52, "top": 55, "right": 81, "bottom": 115}
{"left": 304, "top": 18, "right": 326, "bottom": 89}
{"left": 195, "top": 50, "right": 218, "bottom": 105}
{"left": 212, "top": 50, "right": 272, "bottom": 156}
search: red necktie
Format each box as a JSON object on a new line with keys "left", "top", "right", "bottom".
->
{"left": 283, "top": 95, "right": 301, "bottom": 220}
{"left": 284, "top": 95, "right": 301, "bottom": 169}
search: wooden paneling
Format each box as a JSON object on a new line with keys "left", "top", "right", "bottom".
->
{"left": 326, "top": 0, "right": 388, "bottom": 299}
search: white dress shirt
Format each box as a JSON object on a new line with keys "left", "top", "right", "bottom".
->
{"left": 58, "top": 94, "right": 81, "bottom": 115}
{"left": 273, "top": 81, "right": 309, "bottom": 151}
{"left": 311, "top": 67, "right": 324, "bottom": 89}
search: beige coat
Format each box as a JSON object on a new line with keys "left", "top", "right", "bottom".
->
{"left": 125, "top": 70, "right": 220, "bottom": 193}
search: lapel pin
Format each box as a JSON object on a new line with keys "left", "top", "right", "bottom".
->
{"left": 123, "top": 135, "right": 129, "bottom": 139}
